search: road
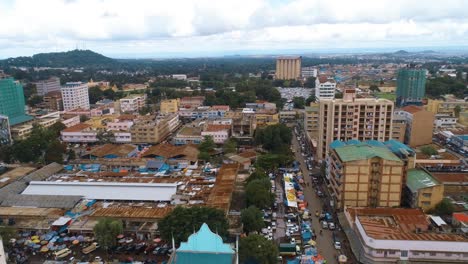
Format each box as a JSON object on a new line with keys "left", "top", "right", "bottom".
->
{"left": 291, "top": 135, "right": 341, "bottom": 264}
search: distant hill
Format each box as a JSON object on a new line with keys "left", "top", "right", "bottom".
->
{"left": 394, "top": 50, "right": 410, "bottom": 55}
{"left": 0, "top": 49, "right": 116, "bottom": 68}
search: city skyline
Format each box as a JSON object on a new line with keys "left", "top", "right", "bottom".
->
{"left": 1, "top": 0, "right": 468, "bottom": 58}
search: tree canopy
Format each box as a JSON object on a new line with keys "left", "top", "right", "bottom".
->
{"left": 93, "top": 218, "right": 124, "bottom": 250}
{"left": 421, "top": 145, "right": 438, "bottom": 156}
{"left": 198, "top": 136, "right": 216, "bottom": 162}
{"left": 223, "top": 138, "right": 237, "bottom": 154}
{"left": 241, "top": 206, "right": 265, "bottom": 233}
{"left": 245, "top": 178, "right": 274, "bottom": 209}
{"left": 292, "top": 97, "right": 305, "bottom": 109}
{"left": 431, "top": 198, "right": 455, "bottom": 216}
{"left": 426, "top": 77, "right": 467, "bottom": 98}
{"left": 158, "top": 206, "right": 229, "bottom": 244}
{"left": 255, "top": 153, "right": 293, "bottom": 170}
{"left": 254, "top": 124, "right": 293, "bottom": 153}
{"left": 239, "top": 234, "right": 278, "bottom": 264}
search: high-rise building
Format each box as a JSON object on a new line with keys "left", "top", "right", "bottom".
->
{"left": 61, "top": 82, "right": 90, "bottom": 111}
{"left": 301, "top": 67, "right": 317, "bottom": 78}
{"left": 34, "top": 77, "right": 61, "bottom": 96}
{"left": 315, "top": 76, "right": 336, "bottom": 101}
{"left": 119, "top": 94, "right": 147, "bottom": 113}
{"left": 0, "top": 77, "right": 32, "bottom": 126}
{"left": 396, "top": 68, "right": 427, "bottom": 107}
{"left": 275, "top": 56, "right": 302, "bottom": 80}
{"left": 0, "top": 115, "right": 12, "bottom": 145}
{"left": 394, "top": 105, "right": 434, "bottom": 147}
{"left": 304, "top": 103, "right": 320, "bottom": 143}
{"left": 317, "top": 89, "right": 394, "bottom": 159}
{"left": 43, "top": 91, "right": 63, "bottom": 111}
{"left": 328, "top": 141, "right": 404, "bottom": 209}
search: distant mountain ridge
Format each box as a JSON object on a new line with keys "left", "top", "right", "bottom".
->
{"left": 0, "top": 49, "right": 116, "bottom": 68}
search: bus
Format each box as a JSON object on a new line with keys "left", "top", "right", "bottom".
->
{"left": 54, "top": 248, "right": 72, "bottom": 259}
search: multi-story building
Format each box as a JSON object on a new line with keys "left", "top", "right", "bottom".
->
{"left": 275, "top": 56, "right": 302, "bottom": 80}
{"left": 394, "top": 105, "right": 434, "bottom": 147}
{"left": 425, "top": 98, "right": 468, "bottom": 117}
{"left": 171, "top": 74, "right": 187, "bottom": 80}
{"left": 327, "top": 141, "right": 404, "bottom": 209}
{"left": 301, "top": 67, "right": 318, "bottom": 78}
{"left": 61, "top": 82, "right": 90, "bottom": 111}
{"left": 304, "top": 104, "right": 320, "bottom": 141}
{"left": 180, "top": 96, "right": 205, "bottom": 109}
{"left": 279, "top": 110, "right": 297, "bottom": 122}
{"left": 404, "top": 168, "right": 444, "bottom": 212}
{"left": 245, "top": 101, "right": 277, "bottom": 111}
{"left": 130, "top": 114, "right": 178, "bottom": 144}
{"left": 201, "top": 124, "right": 231, "bottom": 144}
{"left": 34, "top": 77, "right": 61, "bottom": 96}
{"left": 43, "top": 91, "right": 63, "bottom": 111}
{"left": 0, "top": 77, "right": 32, "bottom": 126}
{"left": 119, "top": 94, "right": 147, "bottom": 113}
{"left": 317, "top": 89, "right": 394, "bottom": 159}
{"left": 226, "top": 111, "right": 256, "bottom": 140}
{"left": 391, "top": 115, "right": 406, "bottom": 142}
{"left": 434, "top": 114, "right": 458, "bottom": 128}
{"left": 255, "top": 113, "right": 279, "bottom": 127}
{"left": 160, "top": 99, "right": 180, "bottom": 114}
{"left": 396, "top": 68, "right": 427, "bottom": 107}
{"left": 61, "top": 124, "right": 97, "bottom": 143}
{"left": 344, "top": 207, "right": 468, "bottom": 263}
{"left": 0, "top": 115, "right": 12, "bottom": 145}
{"left": 179, "top": 106, "right": 226, "bottom": 120}
{"left": 173, "top": 126, "right": 203, "bottom": 145}
{"left": 315, "top": 76, "right": 336, "bottom": 101}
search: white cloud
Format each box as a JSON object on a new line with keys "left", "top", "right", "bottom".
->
{"left": 0, "top": 0, "right": 467, "bottom": 57}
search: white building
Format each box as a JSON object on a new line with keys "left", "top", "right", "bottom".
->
{"left": 301, "top": 67, "right": 318, "bottom": 78}
{"left": 315, "top": 76, "right": 336, "bottom": 101}
{"left": 434, "top": 114, "right": 458, "bottom": 128}
{"left": 60, "top": 123, "right": 97, "bottom": 143}
{"left": 344, "top": 207, "right": 468, "bottom": 263}
{"left": 201, "top": 124, "right": 231, "bottom": 144}
{"left": 172, "top": 74, "right": 187, "bottom": 80}
{"left": 61, "top": 82, "right": 90, "bottom": 111}
{"left": 34, "top": 77, "right": 61, "bottom": 96}
{"left": 119, "top": 94, "right": 147, "bottom": 113}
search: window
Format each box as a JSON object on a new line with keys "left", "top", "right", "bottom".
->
{"left": 430, "top": 252, "right": 436, "bottom": 256}
{"left": 401, "top": 251, "right": 408, "bottom": 257}
{"left": 376, "top": 250, "right": 384, "bottom": 254}
{"left": 445, "top": 253, "right": 452, "bottom": 257}
{"left": 412, "top": 251, "right": 419, "bottom": 256}
{"left": 422, "top": 193, "right": 432, "bottom": 198}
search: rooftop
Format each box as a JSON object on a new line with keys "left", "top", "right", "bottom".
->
{"left": 62, "top": 123, "right": 91, "bottom": 132}
{"left": 334, "top": 143, "right": 402, "bottom": 162}
{"left": 0, "top": 207, "right": 65, "bottom": 217}
{"left": 347, "top": 207, "right": 468, "bottom": 242}
{"left": 89, "top": 144, "right": 137, "bottom": 158}
{"left": 143, "top": 143, "right": 199, "bottom": 161}
{"left": 401, "top": 105, "right": 425, "bottom": 114}
{"left": 91, "top": 206, "right": 173, "bottom": 220}
{"left": 205, "top": 124, "right": 231, "bottom": 132}
{"left": 177, "top": 126, "right": 202, "bottom": 137}
{"left": 431, "top": 173, "right": 468, "bottom": 183}
{"left": 205, "top": 164, "right": 238, "bottom": 212}
{"left": 177, "top": 223, "right": 234, "bottom": 254}
{"left": 453, "top": 213, "right": 468, "bottom": 223}
{"left": 406, "top": 169, "right": 439, "bottom": 192}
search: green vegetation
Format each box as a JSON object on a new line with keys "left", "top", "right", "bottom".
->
{"left": 293, "top": 97, "right": 305, "bottom": 109}
{"left": 375, "top": 92, "right": 396, "bottom": 101}
{"left": 198, "top": 136, "right": 216, "bottom": 162}
{"left": 93, "top": 218, "right": 124, "bottom": 250}
{"left": 431, "top": 198, "right": 455, "bottom": 216}
{"left": 0, "top": 123, "right": 66, "bottom": 164}
{"left": 305, "top": 95, "right": 316, "bottom": 105}
{"left": 246, "top": 169, "right": 268, "bottom": 184}
{"left": 369, "top": 84, "right": 380, "bottom": 92}
{"left": 239, "top": 234, "right": 278, "bottom": 264}
{"left": 245, "top": 178, "right": 274, "bottom": 209}
{"left": 255, "top": 124, "right": 292, "bottom": 153}
{"left": 426, "top": 77, "right": 467, "bottom": 98}
{"left": 304, "top": 77, "right": 316, "bottom": 88}
{"left": 158, "top": 206, "right": 229, "bottom": 244}
{"left": 27, "top": 95, "right": 43, "bottom": 107}
{"left": 0, "top": 226, "right": 16, "bottom": 249}
{"left": 420, "top": 145, "right": 438, "bottom": 156}
{"left": 223, "top": 138, "right": 237, "bottom": 154}
{"left": 256, "top": 153, "right": 294, "bottom": 170}
{"left": 454, "top": 105, "right": 462, "bottom": 117}
{"left": 241, "top": 206, "right": 265, "bottom": 233}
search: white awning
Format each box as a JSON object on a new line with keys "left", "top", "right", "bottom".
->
{"left": 52, "top": 217, "right": 72, "bottom": 226}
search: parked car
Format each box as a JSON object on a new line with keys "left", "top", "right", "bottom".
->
{"left": 334, "top": 241, "right": 341, "bottom": 250}
{"left": 328, "top": 222, "right": 336, "bottom": 230}
{"left": 322, "top": 221, "right": 328, "bottom": 229}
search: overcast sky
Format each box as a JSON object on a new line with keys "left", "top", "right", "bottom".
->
{"left": 1, "top": 0, "right": 467, "bottom": 58}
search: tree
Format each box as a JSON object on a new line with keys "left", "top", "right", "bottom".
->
{"left": 0, "top": 145, "right": 14, "bottom": 163}
{"left": 432, "top": 198, "right": 455, "bottom": 216}
{"left": 80, "top": 115, "right": 89, "bottom": 122}
{"left": 454, "top": 105, "right": 462, "bottom": 118}
{"left": 305, "top": 95, "right": 316, "bottom": 106}
{"left": 97, "top": 130, "right": 114, "bottom": 144}
{"left": 0, "top": 226, "right": 17, "bottom": 249}
{"left": 255, "top": 124, "right": 292, "bottom": 153}
{"left": 239, "top": 234, "right": 278, "bottom": 264}
{"left": 421, "top": 145, "right": 438, "bottom": 156}
{"left": 158, "top": 206, "right": 229, "bottom": 244}
{"left": 223, "top": 138, "right": 237, "bottom": 154}
{"left": 49, "top": 122, "right": 66, "bottom": 137}
{"left": 292, "top": 96, "right": 305, "bottom": 109}
{"left": 198, "top": 151, "right": 211, "bottom": 162}
{"left": 246, "top": 169, "right": 268, "bottom": 184}
{"left": 255, "top": 154, "right": 293, "bottom": 170}
{"left": 304, "top": 77, "right": 316, "bottom": 88}
{"left": 44, "top": 140, "right": 66, "bottom": 164}
{"left": 27, "top": 95, "right": 43, "bottom": 107}
{"left": 93, "top": 218, "right": 123, "bottom": 250}
{"left": 369, "top": 84, "right": 380, "bottom": 92}
{"left": 88, "top": 86, "right": 104, "bottom": 104}
{"left": 245, "top": 178, "right": 274, "bottom": 209}
{"left": 241, "top": 206, "right": 264, "bottom": 233}
{"left": 198, "top": 136, "right": 216, "bottom": 152}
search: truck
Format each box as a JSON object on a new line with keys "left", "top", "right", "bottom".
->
{"left": 279, "top": 243, "right": 296, "bottom": 256}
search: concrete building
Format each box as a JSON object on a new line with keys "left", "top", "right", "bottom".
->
{"left": 130, "top": 116, "right": 174, "bottom": 144}
{"left": 343, "top": 207, "right": 468, "bottom": 263}
{"left": 391, "top": 115, "right": 406, "bottom": 143}
{"left": 34, "top": 77, "right": 61, "bottom": 96}
{"left": 0, "top": 115, "right": 11, "bottom": 145}
{"left": 327, "top": 142, "right": 404, "bottom": 209}
{"left": 255, "top": 113, "right": 279, "bottom": 127}
{"left": 201, "top": 124, "right": 231, "bottom": 144}
{"left": 0, "top": 77, "right": 32, "bottom": 126}
{"left": 425, "top": 99, "right": 468, "bottom": 117}
{"left": 43, "top": 91, "right": 63, "bottom": 111}
{"left": 304, "top": 104, "right": 320, "bottom": 143}
{"left": 119, "top": 94, "right": 147, "bottom": 113}
{"left": 395, "top": 105, "right": 434, "bottom": 147}
{"left": 404, "top": 168, "right": 444, "bottom": 212}
{"left": 317, "top": 89, "right": 394, "bottom": 159}
{"left": 171, "top": 74, "right": 187, "bottom": 80}
{"left": 434, "top": 114, "right": 458, "bottom": 128}
{"left": 61, "top": 124, "right": 97, "bottom": 143}
{"left": 180, "top": 96, "right": 205, "bottom": 109}
{"left": 61, "top": 82, "right": 90, "bottom": 111}
{"left": 315, "top": 76, "right": 336, "bottom": 101}
{"left": 160, "top": 99, "right": 180, "bottom": 114}
{"left": 275, "top": 56, "right": 302, "bottom": 80}
{"left": 279, "top": 110, "right": 297, "bottom": 122}
{"left": 301, "top": 66, "right": 318, "bottom": 78}
{"left": 396, "top": 68, "right": 427, "bottom": 107}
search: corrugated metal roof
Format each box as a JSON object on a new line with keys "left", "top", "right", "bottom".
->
{"left": 406, "top": 169, "right": 439, "bottom": 192}
{"left": 334, "top": 143, "right": 401, "bottom": 162}
{"left": 22, "top": 181, "right": 177, "bottom": 201}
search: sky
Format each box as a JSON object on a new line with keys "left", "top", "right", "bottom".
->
{"left": 1, "top": 0, "right": 468, "bottom": 58}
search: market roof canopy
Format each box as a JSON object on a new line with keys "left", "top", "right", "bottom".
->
{"left": 22, "top": 181, "right": 177, "bottom": 201}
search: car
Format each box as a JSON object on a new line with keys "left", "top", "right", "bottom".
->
{"left": 322, "top": 221, "right": 328, "bottom": 229}
{"left": 334, "top": 241, "right": 341, "bottom": 250}
{"left": 317, "top": 190, "right": 324, "bottom": 197}
{"left": 328, "top": 222, "right": 336, "bottom": 230}
{"left": 290, "top": 238, "right": 296, "bottom": 244}
{"left": 271, "top": 222, "right": 277, "bottom": 230}
{"left": 152, "top": 247, "right": 161, "bottom": 255}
